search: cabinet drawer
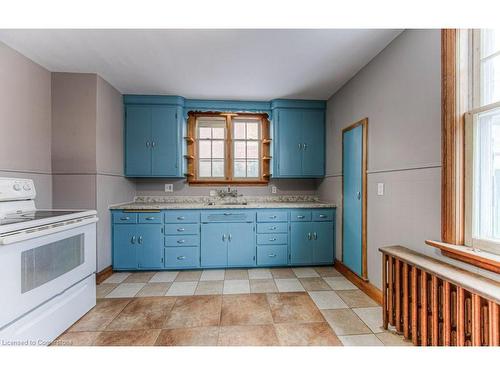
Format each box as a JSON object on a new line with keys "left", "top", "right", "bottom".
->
{"left": 257, "top": 222, "right": 288, "bottom": 234}
{"left": 201, "top": 210, "right": 256, "bottom": 223}
{"left": 257, "top": 245, "right": 288, "bottom": 266}
{"left": 164, "top": 223, "right": 199, "bottom": 235}
{"left": 165, "top": 246, "right": 199, "bottom": 268}
{"left": 138, "top": 212, "right": 162, "bottom": 224}
{"left": 165, "top": 235, "right": 200, "bottom": 247}
{"left": 290, "top": 210, "right": 311, "bottom": 222}
{"left": 164, "top": 210, "right": 200, "bottom": 223}
{"left": 256, "top": 210, "right": 288, "bottom": 222}
{"left": 312, "top": 209, "right": 334, "bottom": 222}
{"left": 113, "top": 212, "right": 138, "bottom": 224}
{"left": 257, "top": 233, "right": 288, "bottom": 245}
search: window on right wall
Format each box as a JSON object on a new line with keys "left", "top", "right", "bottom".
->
{"left": 465, "top": 28, "right": 500, "bottom": 255}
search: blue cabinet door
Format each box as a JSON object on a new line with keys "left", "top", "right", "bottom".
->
{"left": 290, "top": 222, "right": 313, "bottom": 265}
{"left": 201, "top": 223, "right": 227, "bottom": 267}
{"left": 151, "top": 106, "right": 179, "bottom": 176}
{"left": 227, "top": 222, "right": 256, "bottom": 267}
{"left": 125, "top": 105, "right": 151, "bottom": 176}
{"left": 113, "top": 225, "right": 138, "bottom": 269}
{"left": 302, "top": 110, "right": 325, "bottom": 176}
{"left": 276, "top": 109, "right": 303, "bottom": 177}
{"left": 312, "top": 222, "right": 334, "bottom": 264}
{"left": 343, "top": 125, "right": 363, "bottom": 276}
{"left": 137, "top": 224, "right": 164, "bottom": 269}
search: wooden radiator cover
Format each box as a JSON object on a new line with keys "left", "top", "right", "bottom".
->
{"left": 380, "top": 246, "right": 500, "bottom": 346}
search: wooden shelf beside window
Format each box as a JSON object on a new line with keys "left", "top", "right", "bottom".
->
{"left": 425, "top": 240, "right": 500, "bottom": 274}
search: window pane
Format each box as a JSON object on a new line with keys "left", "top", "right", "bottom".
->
{"left": 199, "top": 140, "right": 211, "bottom": 158}
{"left": 199, "top": 127, "right": 211, "bottom": 139}
{"left": 234, "top": 160, "right": 246, "bottom": 177}
{"left": 233, "top": 121, "right": 246, "bottom": 139}
{"left": 199, "top": 160, "right": 211, "bottom": 177}
{"left": 234, "top": 141, "right": 246, "bottom": 158}
{"left": 246, "top": 122, "right": 259, "bottom": 139}
{"left": 212, "top": 160, "right": 224, "bottom": 177}
{"left": 212, "top": 140, "right": 224, "bottom": 158}
{"left": 247, "top": 141, "right": 259, "bottom": 158}
{"left": 212, "top": 127, "right": 225, "bottom": 139}
{"left": 481, "top": 55, "right": 500, "bottom": 106}
{"left": 473, "top": 107, "right": 500, "bottom": 241}
{"left": 247, "top": 160, "right": 259, "bottom": 178}
{"left": 481, "top": 29, "right": 500, "bottom": 59}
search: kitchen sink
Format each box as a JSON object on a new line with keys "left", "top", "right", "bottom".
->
{"left": 206, "top": 201, "right": 248, "bottom": 206}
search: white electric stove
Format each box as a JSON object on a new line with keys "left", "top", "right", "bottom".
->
{"left": 0, "top": 177, "right": 98, "bottom": 346}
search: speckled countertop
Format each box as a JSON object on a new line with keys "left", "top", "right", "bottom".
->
{"left": 110, "top": 195, "right": 336, "bottom": 210}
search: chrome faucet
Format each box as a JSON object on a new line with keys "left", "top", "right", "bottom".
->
{"left": 217, "top": 185, "right": 240, "bottom": 198}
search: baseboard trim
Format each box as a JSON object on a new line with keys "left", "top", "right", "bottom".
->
{"left": 334, "top": 261, "right": 382, "bottom": 305}
{"left": 96, "top": 266, "right": 113, "bottom": 284}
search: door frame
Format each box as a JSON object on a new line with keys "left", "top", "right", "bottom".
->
{"left": 341, "top": 118, "right": 368, "bottom": 280}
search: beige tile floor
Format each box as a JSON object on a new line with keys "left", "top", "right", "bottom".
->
{"left": 53, "top": 266, "right": 412, "bottom": 346}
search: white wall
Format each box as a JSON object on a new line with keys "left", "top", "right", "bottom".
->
{"left": 318, "top": 30, "right": 442, "bottom": 289}
{"left": 0, "top": 42, "right": 52, "bottom": 208}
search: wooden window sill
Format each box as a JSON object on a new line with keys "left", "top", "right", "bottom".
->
{"left": 425, "top": 240, "right": 500, "bottom": 274}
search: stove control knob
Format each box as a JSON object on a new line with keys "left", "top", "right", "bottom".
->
{"left": 23, "top": 184, "right": 31, "bottom": 191}
{"left": 13, "top": 183, "right": 21, "bottom": 191}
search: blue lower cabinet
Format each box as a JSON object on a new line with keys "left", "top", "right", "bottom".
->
{"left": 113, "top": 225, "right": 138, "bottom": 269}
{"left": 290, "top": 222, "right": 313, "bottom": 265}
{"left": 137, "top": 225, "right": 164, "bottom": 269}
{"left": 312, "top": 222, "right": 334, "bottom": 264}
{"left": 165, "top": 246, "right": 199, "bottom": 268}
{"left": 227, "top": 222, "right": 256, "bottom": 267}
{"left": 201, "top": 223, "right": 228, "bottom": 267}
{"left": 257, "top": 245, "right": 287, "bottom": 266}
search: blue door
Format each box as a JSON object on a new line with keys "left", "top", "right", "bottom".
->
{"left": 312, "top": 222, "right": 334, "bottom": 264}
{"left": 277, "top": 109, "right": 303, "bottom": 176}
{"left": 137, "top": 225, "right": 164, "bottom": 269}
{"left": 343, "top": 124, "right": 363, "bottom": 276}
{"left": 151, "top": 106, "right": 178, "bottom": 176}
{"left": 113, "top": 225, "right": 138, "bottom": 269}
{"left": 302, "top": 110, "right": 325, "bottom": 176}
{"left": 290, "top": 222, "right": 313, "bottom": 265}
{"left": 227, "top": 222, "right": 255, "bottom": 267}
{"left": 201, "top": 223, "right": 227, "bottom": 267}
{"left": 125, "top": 105, "right": 151, "bottom": 176}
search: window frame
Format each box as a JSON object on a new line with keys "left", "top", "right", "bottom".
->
{"left": 185, "top": 111, "right": 271, "bottom": 185}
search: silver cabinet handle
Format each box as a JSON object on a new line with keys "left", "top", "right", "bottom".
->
{"left": 146, "top": 141, "right": 150, "bottom": 148}
{"left": 268, "top": 254, "right": 277, "bottom": 258}
{"left": 120, "top": 216, "right": 130, "bottom": 221}
{"left": 146, "top": 216, "right": 156, "bottom": 221}
{"left": 270, "top": 215, "right": 277, "bottom": 219}
{"left": 138, "top": 236, "right": 143, "bottom": 244}
{"left": 297, "top": 215, "right": 305, "bottom": 219}
{"left": 269, "top": 238, "right": 277, "bottom": 242}
{"left": 222, "top": 234, "right": 227, "bottom": 242}
{"left": 313, "top": 232, "right": 318, "bottom": 240}
{"left": 131, "top": 236, "right": 136, "bottom": 244}
{"left": 307, "top": 232, "right": 312, "bottom": 240}
{"left": 357, "top": 191, "right": 361, "bottom": 200}
{"left": 151, "top": 141, "right": 156, "bottom": 148}
{"left": 177, "top": 216, "right": 185, "bottom": 220}
{"left": 228, "top": 234, "right": 232, "bottom": 242}
{"left": 319, "top": 214, "right": 327, "bottom": 218}
{"left": 269, "top": 226, "right": 277, "bottom": 230}
{"left": 177, "top": 228, "right": 185, "bottom": 232}
{"left": 177, "top": 239, "right": 186, "bottom": 244}
{"left": 298, "top": 143, "right": 302, "bottom": 150}
{"left": 177, "top": 256, "right": 186, "bottom": 260}
{"left": 223, "top": 212, "right": 232, "bottom": 216}
{"left": 303, "top": 143, "right": 308, "bottom": 150}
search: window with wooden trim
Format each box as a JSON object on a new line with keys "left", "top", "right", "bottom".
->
{"left": 465, "top": 29, "right": 500, "bottom": 255}
{"left": 185, "top": 112, "right": 271, "bottom": 184}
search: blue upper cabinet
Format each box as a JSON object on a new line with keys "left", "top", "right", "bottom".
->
{"left": 272, "top": 100, "right": 326, "bottom": 178}
{"left": 124, "top": 96, "right": 184, "bottom": 177}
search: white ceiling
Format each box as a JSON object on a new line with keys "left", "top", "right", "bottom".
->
{"left": 0, "top": 29, "right": 402, "bottom": 100}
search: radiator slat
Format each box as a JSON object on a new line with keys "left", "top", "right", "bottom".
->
{"left": 431, "top": 275, "right": 439, "bottom": 346}
{"left": 420, "top": 270, "right": 428, "bottom": 346}
{"left": 411, "top": 266, "right": 419, "bottom": 345}
{"left": 443, "top": 281, "right": 451, "bottom": 346}
{"left": 457, "top": 287, "right": 465, "bottom": 346}
{"left": 403, "top": 262, "right": 410, "bottom": 339}
{"left": 388, "top": 255, "right": 394, "bottom": 327}
{"left": 395, "top": 258, "right": 402, "bottom": 333}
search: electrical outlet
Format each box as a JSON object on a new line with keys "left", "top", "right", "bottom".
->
{"left": 377, "top": 183, "right": 384, "bottom": 196}
{"left": 209, "top": 190, "right": 216, "bottom": 197}
{"left": 271, "top": 185, "right": 277, "bottom": 194}
{"left": 164, "top": 184, "right": 173, "bottom": 193}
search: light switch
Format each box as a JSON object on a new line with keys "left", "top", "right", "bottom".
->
{"left": 377, "top": 183, "right": 384, "bottom": 196}
{"left": 164, "top": 184, "right": 173, "bottom": 193}
{"left": 271, "top": 185, "right": 277, "bottom": 194}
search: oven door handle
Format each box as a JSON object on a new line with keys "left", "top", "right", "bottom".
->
{"left": 0, "top": 217, "right": 99, "bottom": 245}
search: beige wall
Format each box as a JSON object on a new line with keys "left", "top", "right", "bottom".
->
{"left": 0, "top": 42, "right": 52, "bottom": 208}
{"left": 318, "top": 30, "right": 442, "bottom": 289}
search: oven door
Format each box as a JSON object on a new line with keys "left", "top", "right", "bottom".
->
{"left": 0, "top": 221, "right": 96, "bottom": 330}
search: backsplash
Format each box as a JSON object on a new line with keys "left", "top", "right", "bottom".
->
{"left": 132, "top": 178, "right": 320, "bottom": 196}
